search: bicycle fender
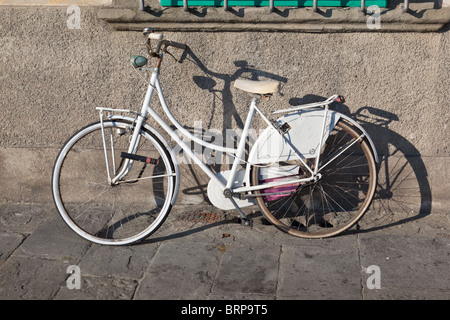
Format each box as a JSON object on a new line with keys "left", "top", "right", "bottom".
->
{"left": 336, "top": 113, "right": 379, "bottom": 163}
{"left": 251, "top": 109, "right": 340, "bottom": 163}
{"left": 108, "top": 115, "right": 180, "bottom": 205}
{"left": 243, "top": 109, "right": 379, "bottom": 188}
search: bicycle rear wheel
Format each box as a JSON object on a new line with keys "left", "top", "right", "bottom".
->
{"left": 52, "top": 120, "right": 175, "bottom": 245}
{"left": 251, "top": 118, "right": 377, "bottom": 238}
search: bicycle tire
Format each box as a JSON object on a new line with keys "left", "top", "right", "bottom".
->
{"left": 251, "top": 118, "right": 377, "bottom": 238}
{"left": 52, "top": 120, "right": 176, "bottom": 245}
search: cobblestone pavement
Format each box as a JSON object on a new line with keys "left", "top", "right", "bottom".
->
{"left": 0, "top": 202, "right": 449, "bottom": 300}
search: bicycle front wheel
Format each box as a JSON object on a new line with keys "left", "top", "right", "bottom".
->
{"left": 251, "top": 118, "right": 377, "bottom": 238}
{"left": 52, "top": 120, "right": 176, "bottom": 245}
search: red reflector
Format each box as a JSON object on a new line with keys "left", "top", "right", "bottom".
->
{"left": 146, "top": 157, "right": 159, "bottom": 165}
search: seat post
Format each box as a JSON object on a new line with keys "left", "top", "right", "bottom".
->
{"left": 252, "top": 93, "right": 272, "bottom": 102}
{"left": 225, "top": 99, "right": 257, "bottom": 190}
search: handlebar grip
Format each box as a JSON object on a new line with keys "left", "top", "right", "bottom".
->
{"left": 148, "top": 33, "right": 163, "bottom": 40}
{"left": 167, "top": 40, "right": 186, "bottom": 50}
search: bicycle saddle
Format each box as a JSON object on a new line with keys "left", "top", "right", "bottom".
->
{"left": 234, "top": 78, "right": 280, "bottom": 95}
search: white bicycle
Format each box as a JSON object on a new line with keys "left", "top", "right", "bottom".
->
{"left": 52, "top": 29, "right": 378, "bottom": 245}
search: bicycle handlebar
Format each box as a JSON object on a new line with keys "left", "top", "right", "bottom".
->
{"left": 147, "top": 30, "right": 186, "bottom": 52}
{"left": 164, "top": 40, "right": 186, "bottom": 50}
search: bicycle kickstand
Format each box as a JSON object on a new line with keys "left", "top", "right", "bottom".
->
{"left": 228, "top": 196, "right": 253, "bottom": 227}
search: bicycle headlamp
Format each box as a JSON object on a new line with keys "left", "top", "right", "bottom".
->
{"left": 131, "top": 55, "right": 148, "bottom": 68}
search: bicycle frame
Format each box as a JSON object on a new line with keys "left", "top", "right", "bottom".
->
{"left": 96, "top": 66, "right": 376, "bottom": 201}
{"left": 53, "top": 32, "right": 381, "bottom": 244}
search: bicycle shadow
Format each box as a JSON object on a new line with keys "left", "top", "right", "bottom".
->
{"left": 183, "top": 46, "right": 288, "bottom": 133}
{"left": 289, "top": 95, "right": 432, "bottom": 234}
{"left": 140, "top": 99, "right": 432, "bottom": 245}
{"left": 138, "top": 208, "right": 263, "bottom": 245}
{"left": 147, "top": 48, "right": 432, "bottom": 241}
{"left": 169, "top": 46, "right": 288, "bottom": 204}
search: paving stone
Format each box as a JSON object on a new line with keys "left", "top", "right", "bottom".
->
{"left": 55, "top": 275, "right": 138, "bottom": 300}
{"left": 0, "top": 256, "right": 68, "bottom": 300}
{"left": 78, "top": 243, "right": 159, "bottom": 280}
{"left": 134, "top": 241, "right": 222, "bottom": 300}
{"left": 359, "top": 233, "right": 450, "bottom": 299}
{"left": 212, "top": 244, "right": 280, "bottom": 297}
{"left": 0, "top": 203, "right": 50, "bottom": 234}
{"left": 14, "top": 216, "right": 90, "bottom": 264}
{"left": 363, "top": 287, "right": 450, "bottom": 300}
{"left": 277, "top": 237, "right": 362, "bottom": 299}
{"left": 0, "top": 231, "right": 24, "bottom": 265}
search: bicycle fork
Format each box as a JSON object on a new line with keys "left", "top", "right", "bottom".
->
{"left": 98, "top": 110, "right": 146, "bottom": 185}
{"left": 100, "top": 71, "right": 158, "bottom": 185}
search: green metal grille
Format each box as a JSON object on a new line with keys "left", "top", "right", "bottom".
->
{"left": 160, "top": 0, "right": 388, "bottom": 7}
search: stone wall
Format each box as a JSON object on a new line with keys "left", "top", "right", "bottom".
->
{"left": 0, "top": 4, "right": 448, "bottom": 227}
